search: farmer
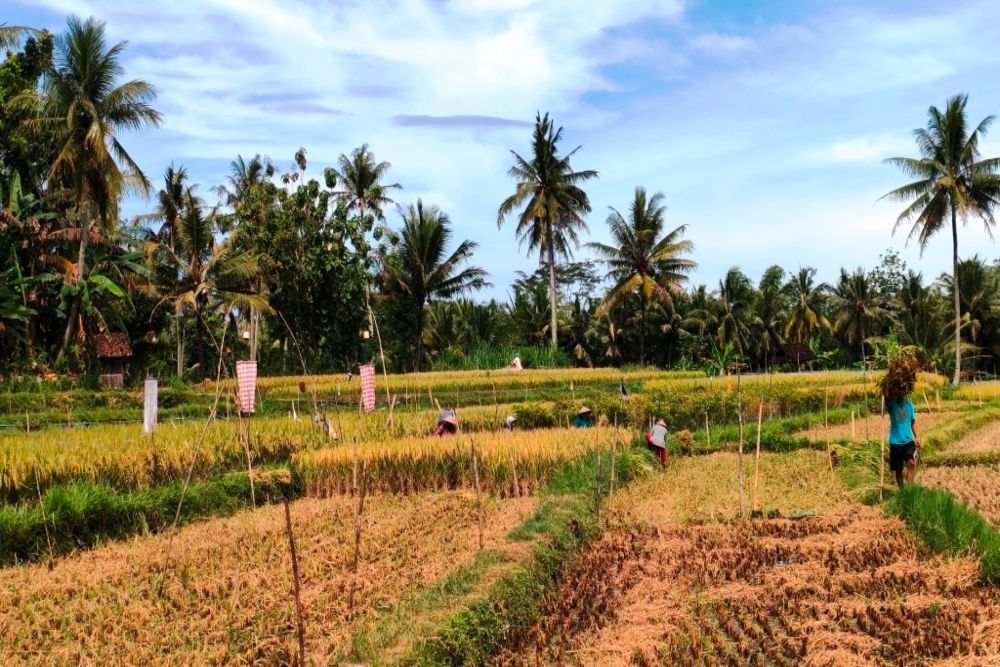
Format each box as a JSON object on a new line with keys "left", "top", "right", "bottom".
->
{"left": 508, "top": 353, "right": 523, "bottom": 371}
{"left": 645, "top": 418, "right": 669, "bottom": 467}
{"left": 886, "top": 388, "right": 920, "bottom": 488}
{"left": 435, "top": 409, "right": 458, "bottom": 437}
{"left": 573, "top": 406, "right": 594, "bottom": 428}
{"left": 503, "top": 414, "right": 516, "bottom": 431}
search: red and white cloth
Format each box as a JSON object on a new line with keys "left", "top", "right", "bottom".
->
{"left": 236, "top": 361, "right": 257, "bottom": 414}
{"left": 360, "top": 364, "right": 376, "bottom": 412}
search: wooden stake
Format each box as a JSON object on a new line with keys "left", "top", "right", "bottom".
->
{"left": 471, "top": 442, "right": 483, "bottom": 551}
{"left": 282, "top": 495, "right": 306, "bottom": 666}
{"left": 753, "top": 402, "right": 763, "bottom": 513}
{"left": 610, "top": 414, "right": 619, "bottom": 495}
{"left": 936, "top": 390, "right": 942, "bottom": 411}
{"left": 922, "top": 390, "right": 931, "bottom": 412}
{"left": 507, "top": 448, "right": 522, "bottom": 518}
{"left": 824, "top": 392, "right": 832, "bottom": 471}
{"left": 879, "top": 439, "right": 885, "bottom": 502}
{"left": 851, "top": 411, "right": 856, "bottom": 438}
{"left": 738, "top": 397, "right": 745, "bottom": 519}
{"left": 704, "top": 411, "right": 711, "bottom": 450}
{"left": 25, "top": 411, "right": 30, "bottom": 433}
{"left": 348, "top": 460, "right": 369, "bottom": 615}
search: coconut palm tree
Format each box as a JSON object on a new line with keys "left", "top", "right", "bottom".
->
{"left": 135, "top": 164, "right": 189, "bottom": 251}
{"left": 153, "top": 191, "right": 267, "bottom": 377}
{"left": 882, "top": 94, "right": 1000, "bottom": 385}
{"left": 755, "top": 265, "right": 787, "bottom": 370}
{"left": 326, "top": 144, "right": 401, "bottom": 221}
{"left": 381, "top": 200, "right": 489, "bottom": 371}
{"left": 498, "top": 112, "right": 597, "bottom": 348}
{"left": 784, "top": 267, "right": 830, "bottom": 343}
{"left": 830, "top": 268, "right": 891, "bottom": 364}
{"left": 716, "top": 267, "right": 755, "bottom": 359}
{"left": 587, "top": 187, "right": 695, "bottom": 364}
{"left": 0, "top": 24, "right": 39, "bottom": 50}
{"left": 16, "top": 16, "right": 161, "bottom": 356}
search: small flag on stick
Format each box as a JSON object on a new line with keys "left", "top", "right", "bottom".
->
{"left": 143, "top": 378, "right": 158, "bottom": 434}
{"left": 236, "top": 361, "right": 257, "bottom": 414}
{"left": 360, "top": 364, "right": 376, "bottom": 413}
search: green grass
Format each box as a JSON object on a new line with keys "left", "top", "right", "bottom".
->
{"left": 891, "top": 484, "right": 1000, "bottom": 584}
{"left": 0, "top": 467, "right": 294, "bottom": 565}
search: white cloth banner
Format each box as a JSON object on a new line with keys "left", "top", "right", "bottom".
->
{"left": 360, "top": 364, "right": 376, "bottom": 413}
{"left": 143, "top": 378, "right": 158, "bottom": 434}
{"left": 236, "top": 361, "right": 258, "bottom": 414}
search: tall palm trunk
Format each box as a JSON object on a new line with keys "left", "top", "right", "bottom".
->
{"left": 175, "top": 304, "right": 185, "bottom": 377}
{"left": 547, "top": 239, "right": 558, "bottom": 349}
{"left": 951, "top": 206, "right": 961, "bottom": 386}
{"left": 639, "top": 293, "right": 647, "bottom": 366}
{"left": 59, "top": 210, "right": 89, "bottom": 357}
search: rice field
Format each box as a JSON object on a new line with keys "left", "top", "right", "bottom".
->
{"left": 498, "top": 448, "right": 1000, "bottom": 666}
{"left": 0, "top": 490, "right": 536, "bottom": 665}
{"left": 923, "top": 464, "right": 1000, "bottom": 527}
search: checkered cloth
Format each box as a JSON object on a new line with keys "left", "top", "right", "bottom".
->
{"left": 360, "top": 364, "right": 376, "bottom": 413}
{"left": 143, "top": 378, "right": 158, "bottom": 434}
{"left": 236, "top": 361, "right": 257, "bottom": 414}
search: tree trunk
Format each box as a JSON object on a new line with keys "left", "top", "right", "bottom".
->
{"left": 59, "top": 213, "right": 89, "bottom": 357}
{"left": 639, "top": 294, "right": 646, "bottom": 366}
{"left": 951, "top": 207, "right": 961, "bottom": 386}
{"left": 414, "top": 299, "right": 425, "bottom": 373}
{"left": 859, "top": 318, "right": 866, "bottom": 368}
{"left": 547, "top": 242, "right": 558, "bottom": 349}
{"left": 175, "top": 305, "right": 185, "bottom": 377}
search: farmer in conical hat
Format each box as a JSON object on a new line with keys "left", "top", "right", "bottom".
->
{"left": 435, "top": 409, "right": 458, "bottom": 437}
{"left": 508, "top": 353, "right": 523, "bottom": 371}
{"left": 645, "top": 418, "right": 669, "bottom": 467}
{"left": 573, "top": 406, "right": 594, "bottom": 428}
{"left": 503, "top": 414, "right": 516, "bottom": 431}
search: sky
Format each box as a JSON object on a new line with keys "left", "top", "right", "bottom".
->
{"left": 7, "top": 0, "right": 1000, "bottom": 300}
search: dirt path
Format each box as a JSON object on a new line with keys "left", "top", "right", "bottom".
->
{"left": 0, "top": 492, "right": 535, "bottom": 666}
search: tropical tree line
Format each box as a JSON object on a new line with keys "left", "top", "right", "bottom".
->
{"left": 2, "top": 16, "right": 1000, "bottom": 385}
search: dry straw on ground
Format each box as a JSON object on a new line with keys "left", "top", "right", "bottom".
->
{"left": 0, "top": 491, "right": 534, "bottom": 665}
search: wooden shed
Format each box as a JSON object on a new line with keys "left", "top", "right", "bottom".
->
{"left": 95, "top": 332, "right": 132, "bottom": 389}
{"left": 771, "top": 342, "right": 816, "bottom": 370}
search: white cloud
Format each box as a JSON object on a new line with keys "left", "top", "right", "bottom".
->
{"left": 807, "top": 134, "right": 913, "bottom": 164}
{"left": 690, "top": 32, "right": 755, "bottom": 55}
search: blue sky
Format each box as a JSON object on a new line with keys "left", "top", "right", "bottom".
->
{"left": 8, "top": 0, "right": 1000, "bottom": 299}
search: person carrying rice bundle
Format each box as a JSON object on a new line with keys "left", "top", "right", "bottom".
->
{"left": 879, "top": 353, "right": 921, "bottom": 488}
{"left": 645, "top": 418, "right": 669, "bottom": 467}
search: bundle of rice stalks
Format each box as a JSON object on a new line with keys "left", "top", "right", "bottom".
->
{"left": 878, "top": 352, "right": 919, "bottom": 402}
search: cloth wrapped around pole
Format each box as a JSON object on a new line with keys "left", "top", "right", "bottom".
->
{"left": 143, "top": 378, "right": 158, "bottom": 434}
{"left": 360, "top": 364, "right": 376, "bottom": 413}
{"left": 236, "top": 361, "right": 257, "bottom": 414}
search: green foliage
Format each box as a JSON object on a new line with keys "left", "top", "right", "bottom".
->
{"left": 891, "top": 484, "right": 1000, "bottom": 583}
{"left": 0, "top": 468, "right": 294, "bottom": 565}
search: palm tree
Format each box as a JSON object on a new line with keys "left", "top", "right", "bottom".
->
{"left": 939, "top": 256, "right": 1000, "bottom": 373}
{"left": 381, "top": 200, "right": 489, "bottom": 371}
{"left": 716, "top": 267, "right": 755, "bottom": 359}
{"left": 215, "top": 154, "right": 276, "bottom": 360}
{"left": 326, "top": 144, "right": 401, "bottom": 221}
{"left": 830, "top": 268, "right": 890, "bottom": 364}
{"left": 587, "top": 187, "right": 695, "bottom": 364}
{"left": 755, "top": 265, "right": 786, "bottom": 370}
{"left": 153, "top": 191, "right": 266, "bottom": 377}
{"left": 498, "top": 112, "right": 597, "bottom": 348}
{"left": 882, "top": 94, "right": 1000, "bottom": 385}
{"left": 17, "top": 16, "right": 162, "bottom": 356}
{"left": 0, "top": 24, "right": 39, "bottom": 50}
{"left": 784, "top": 267, "right": 830, "bottom": 343}
{"left": 136, "top": 164, "right": 188, "bottom": 251}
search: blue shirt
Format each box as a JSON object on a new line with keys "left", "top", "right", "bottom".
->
{"left": 887, "top": 400, "right": 915, "bottom": 446}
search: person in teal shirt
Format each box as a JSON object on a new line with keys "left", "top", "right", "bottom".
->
{"left": 573, "top": 406, "right": 594, "bottom": 428}
{"left": 887, "top": 395, "right": 920, "bottom": 488}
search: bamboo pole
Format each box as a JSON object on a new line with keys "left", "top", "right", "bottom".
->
{"left": 704, "top": 411, "right": 711, "bottom": 450}
{"left": 282, "top": 495, "right": 306, "bottom": 665}
{"left": 825, "top": 391, "right": 832, "bottom": 471}
{"left": 851, "top": 411, "right": 856, "bottom": 439}
{"left": 610, "top": 414, "right": 619, "bottom": 495}
{"left": 738, "top": 376, "right": 745, "bottom": 519}
{"left": 471, "top": 441, "right": 484, "bottom": 551}
{"left": 753, "top": 402, "right": 763, "bottom": 514}
{"left": 348, "top": 460, "right": 369, "bottom": 615}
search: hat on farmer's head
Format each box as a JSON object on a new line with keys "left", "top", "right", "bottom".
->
{"left": 442, "top": 414, "right": 458, "bottom": 426}
{"left": 655, "top": 418, "right": 666, "bottom": 427}
{"left": 578, "top": 406, "right": 593, "bottom": 416}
